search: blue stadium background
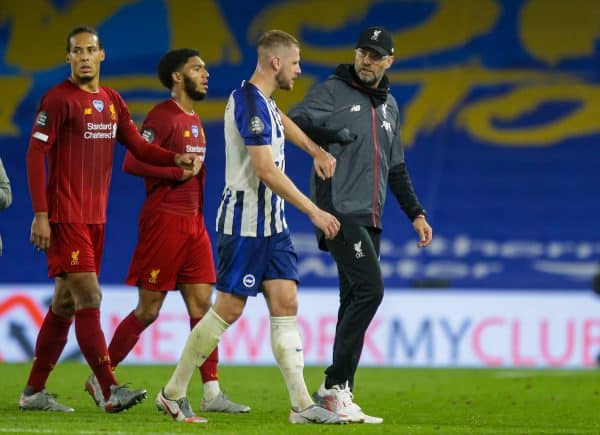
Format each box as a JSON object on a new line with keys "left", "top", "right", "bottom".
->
{"left": 0, "top": 0, "right": 598, "bottom": 289}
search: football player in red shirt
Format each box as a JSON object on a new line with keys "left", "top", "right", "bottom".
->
{"left": 84, "top": 49, "right": 249, "bottom": 422}
{"left": 21, "top": 26, "right": 197, "bottom": 413}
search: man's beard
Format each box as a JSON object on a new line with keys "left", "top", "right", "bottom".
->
{"left": 77, "top": 75, "right": 94, "bottom": 84}
{"left": 356, "top": 70, "right": 379, "bottom": 87}
{"left": 275, "top": 71, "right": 292, "bottom": 90}
{"left": 183, "top": 75, "right": 206, "bottom": 101}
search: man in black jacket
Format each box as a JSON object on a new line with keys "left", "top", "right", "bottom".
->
{"left": 289, "top": 26, "right": 432, "bottom": 424}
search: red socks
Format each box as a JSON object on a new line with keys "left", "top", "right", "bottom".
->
{"left": 25, "top": 308, "right": 72, "bottom": 393}
{"left": 74, "top": 307, "right": 117, "bottom": 400}
{"left": 108, "top": 311, "right": 148, "bottom": 369}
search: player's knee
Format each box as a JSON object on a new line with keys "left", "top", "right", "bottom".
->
{"left": 212, "top": 303, "right": 243, "bottom": 324}
{"left": 67, "top": 274, "right": 102, "bottom": 308}
{"left": 134, "top": 306, "right": 159, "bottom": 325}
{"left": 51, "top": 301, "right": 74, "bottom": 318}
{"left": 357, "top": 279, "right": 384, "bottom": 307}
{"left": 270, "top": 294, "right": 298, "bottom": 316}
{"left": 187, "top": 299, "right": 211, "bottom": 318}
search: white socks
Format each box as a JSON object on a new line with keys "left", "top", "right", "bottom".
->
{"left": 164, "top": 308, "right": 229, "bottom": 399}
{"left": 203, "top": 380, "right": 220, "bottom": 401}
{"left": 270, "top": 316, "right": 312, "bottom": 411}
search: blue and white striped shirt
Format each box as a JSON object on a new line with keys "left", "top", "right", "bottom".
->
{"left": 216, "top": 81, "right": 287, "bottom": 237}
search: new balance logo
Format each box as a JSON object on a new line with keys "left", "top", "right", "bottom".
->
{"left": 350, "top": 104, "right": 361, "bottom": 112}
{"left": 371, "top": 30, "right": 381, "bottom": 41}
{"left": 354, "top": 241, "right": 365, "bottom": 259}
{"left": 381, "top": 120, "right": 392, "bottom": 132}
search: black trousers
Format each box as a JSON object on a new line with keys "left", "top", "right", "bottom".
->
{"left": 324, "top": 223, "right": 383, "bottom": 390}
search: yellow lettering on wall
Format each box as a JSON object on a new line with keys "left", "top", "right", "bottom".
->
{"left": 520, "top": 0, "right": 600, "bottom": 65}
{"left": 249, "top": 0, "right": 372, "bottom": 65}
{"left": 165, "top": 0, "right": 241, "bottom": 65}
{"left": 457, "top": 83, "right": 600, "bottom": 146}
{"left": 391, "top": 0, "right": 499, "bottom": 61}
{"left": 388, "top": 68, "right": 564, "bottom": 146}
{"left": 1, "top": 0, "right": 137, "bottom": 72}
{"left": 249, "top": 0, "right": 499, "bottom": 65}
{"left": 0, "top": 76, "right": 32, "bottom": 136}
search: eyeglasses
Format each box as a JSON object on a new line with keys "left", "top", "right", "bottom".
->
{"left": 355, "top": 48, "right": 389, "bottom": 62}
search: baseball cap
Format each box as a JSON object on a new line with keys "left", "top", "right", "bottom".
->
{"left": 355, "top": 26, "right": 394, "bottom": 56}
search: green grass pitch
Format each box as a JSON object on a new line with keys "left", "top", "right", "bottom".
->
{"left": 1, "top": 363, "right": 598, "bottom": 434}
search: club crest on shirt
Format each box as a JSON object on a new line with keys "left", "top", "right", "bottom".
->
{"left": 191, "top": 125, "right": 199, "bottom": 138}
{"left": 70, "top": 250, "right": 80, "bottom": 265}
{"left": 35, "top": 111, "right": 49, "bottom": 127}
{"left": 141, "top": 128, "right": 155, "bottom": 143}
{"left": 93, "top": 100, "right": 104, "bottom": 112}
{"left": 249, "top": 116, "right": 264, "bottom": 135}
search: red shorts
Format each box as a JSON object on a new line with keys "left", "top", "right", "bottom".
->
{"left": 126, "top": 211, "right": 216, "bottom": 291}
{"left": 46, "top": 223, "right": 105, "bottom": 278}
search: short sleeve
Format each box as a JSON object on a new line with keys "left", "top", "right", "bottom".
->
{"left": 233, "top": 87, "right": 272, "bottom": 145}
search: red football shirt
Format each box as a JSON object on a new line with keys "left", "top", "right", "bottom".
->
{"left": 26, "top": 80, "right": 175, "bottom": 223}
{"left": 123, "top": 99, "right": 207, "bottom": 215}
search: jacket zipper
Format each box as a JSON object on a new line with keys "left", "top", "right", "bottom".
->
{"left": 371, "top": 107, "right": 379, "bottom": 227}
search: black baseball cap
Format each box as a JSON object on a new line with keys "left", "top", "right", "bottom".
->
{"left": 355, "top": 26, "right": 394, "bottom": 56}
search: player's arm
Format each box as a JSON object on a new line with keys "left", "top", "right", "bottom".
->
{"left": 279, "top": 111, "right": 336, "bottom": 180}
{"left": 0, "top": 157, "right": 11, "bottom": 210}
{"left": 247, "top": 145, "right": 339, "bottom": 239}
{"left": 112, "top": 91, "right": 196, "bottom": 169}
{"left": 26, "top": 96, "right": 61, "bottom": 251}
{"left": 117, "top": 120, "right": 197, "bottom": 170}
{"left": 122, "top": 151, "right": 198, "bottom": 181}
{"left": 288, "top": 82, "right": 357, "bottom": 148}
{"left": 27, "top": 142, "right": 52, "bottom": 251}
{"left": 388, "top": 127, "right": 432, "bottom": 247}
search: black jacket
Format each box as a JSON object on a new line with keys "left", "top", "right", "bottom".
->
{"left": 289, "top": 64, "right": 424, "bottom": 249}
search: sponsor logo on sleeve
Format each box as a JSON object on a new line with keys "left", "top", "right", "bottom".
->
{"left": 141, "top": 128, "right": 155, "bottom": 143}
{"left": 32, "top": 132, "right": 49, "bottom": 142}
{"left": 35, "top": 111, "right": 49, "bottom": 127}
{"left": 249, "top": 116, "right": 264, "bottom": 135}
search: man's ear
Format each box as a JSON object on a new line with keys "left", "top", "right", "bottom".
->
{"left": 99, "top": 49, "right": 106, "bottom": 62}
{"left": 384, "top": 55, "right": 394, "bottom": 70}
{"left": 66, "top": 53, "right": 70, "bottom": 63}
{"left": 172, "top": 71, "right": 181, "bottom": 85}
{"left": 271, "top": 56, "right": 281, "bottom": 72}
